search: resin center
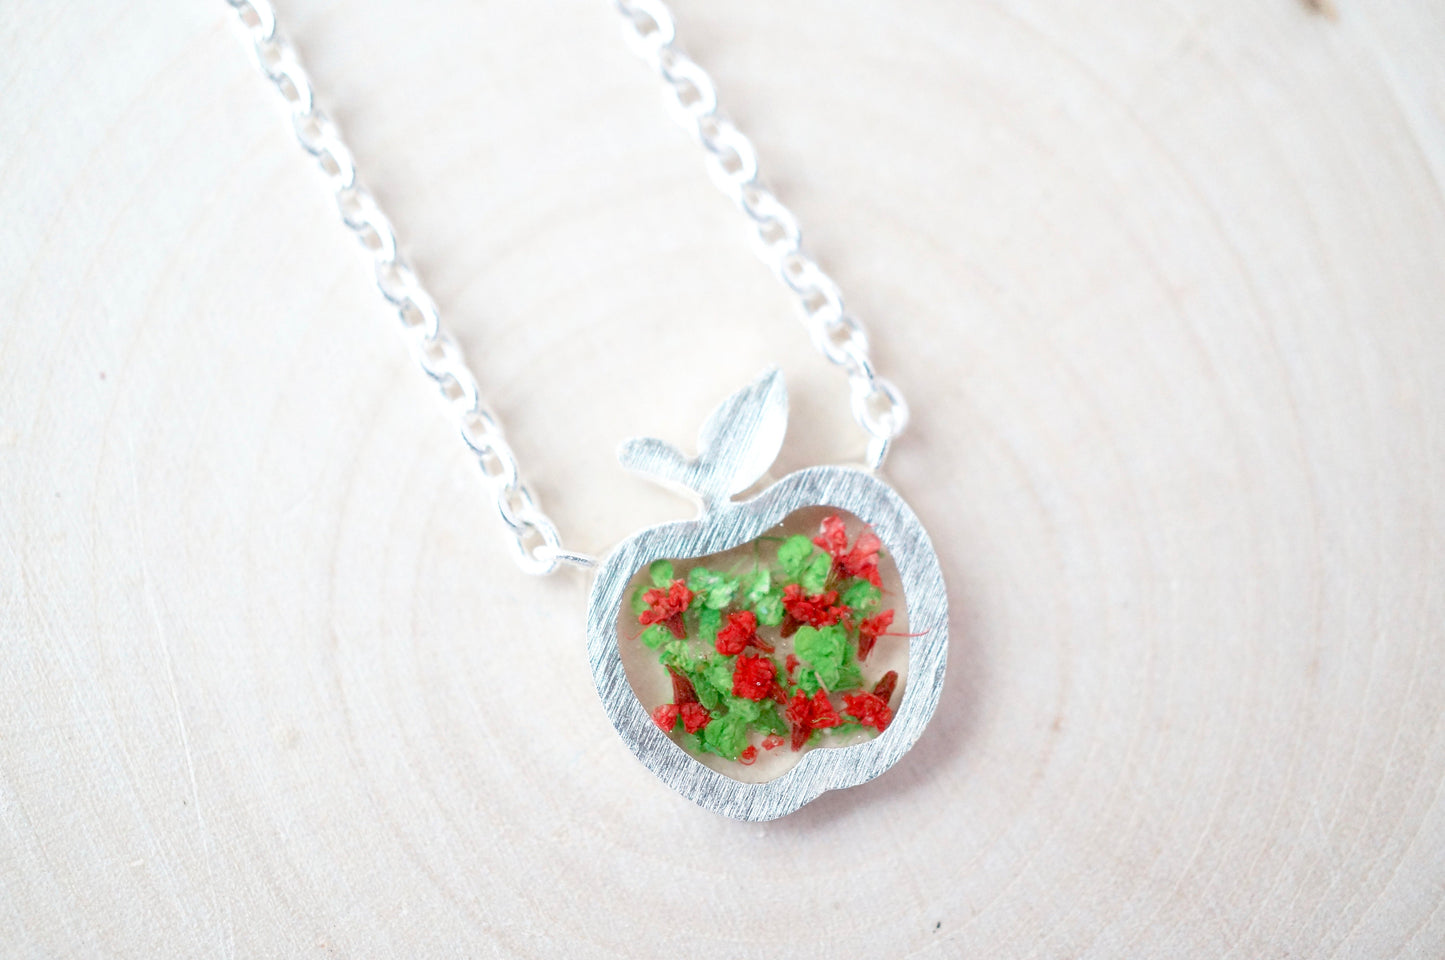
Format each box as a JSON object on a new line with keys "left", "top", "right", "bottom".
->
{"left": 617, "top": 509, "right": 911, "bottom": 784}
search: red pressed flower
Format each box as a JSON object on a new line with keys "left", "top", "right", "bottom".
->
{"left": 715, "top": 610, "right": 763, "bottom": 656}
{"left": 813, "top": 514, "right": 850, "bottom": 557}
{"left": 780, "top": 584, "right": 848, "bottom": 637}
{"left": 872, "top": 670, "right": 899, "bottom": 705}
{"left": 785, "top": 688, "right": 843, "bottom": 750}
{"left": 668, "top": 668, "right": 699, "bottom": 705}
{"left": 639, "top": 580, "right": 694, "bottom": 639}
{"left": 762, "top": 734, "right": 785, "bottom": 751}
{"left": 785, "top": 690, "right": 810, "bottom": 726}
{"left": 856, "top": 609, "right": 896, "bottom": 660}
{"left": 839, "top": 531, "right": 883, "bottom": 587}
{"left": 786, "top": 690, "right": 812, "bottom": 750}
{"left": 732, "top": 655, "right": 776, "bottom": 701}
{"left": 809, "top": 689, "right": 842, "bottom": 729}
{"left": 738, "top": 745, "right": 758, "bottom": 765}
{"left": 652, "top": 703, "right": 680, "bottom": 732}
{"left": 679, "top": 702, "right": 711, "bottom": 734}
{"left": 814, "top": 515, "right": 883, "bottom": 588}
{"left": 843, "top": 691, "right": 893, "bottom": 732}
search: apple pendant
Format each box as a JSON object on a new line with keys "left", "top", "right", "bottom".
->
{"left": 585, "top": 369, "right": 949, "bottom": 821}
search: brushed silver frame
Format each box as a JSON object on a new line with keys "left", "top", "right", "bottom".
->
{"left": 585, "top": 374, "right": 948, "bottom": 821}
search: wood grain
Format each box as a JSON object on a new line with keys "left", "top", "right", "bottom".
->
{"left": 2, "top": 1, "right": 1444, "bottom": 956}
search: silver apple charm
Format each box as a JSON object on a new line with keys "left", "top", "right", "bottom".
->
{"left": 585, "top": 369, "right": 949, "bottom": 820}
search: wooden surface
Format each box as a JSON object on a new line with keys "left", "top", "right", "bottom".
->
{"left": 3, "top": 1, "right": 1444, "bottom": 956}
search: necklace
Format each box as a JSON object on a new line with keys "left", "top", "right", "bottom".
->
{"left": 225, "top": 0, "right": 948, "bottom": 821}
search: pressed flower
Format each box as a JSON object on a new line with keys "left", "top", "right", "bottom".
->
{"left": 785, "top": 690, "right": 812, "bottom": 750}
{"left": 701, "top": 658, "right": 733, "bottom": 704}
{"left": 687, "top": 566, "right": 740, "bottom": 610}
{"left": 755, "top": 702, "right": 788, "bottom": 737}
{"left": 785, "top": 687, "right": 843, "bottom": 750}
{"left": 696, "top": 606, "right": 722, "bottom": 645}
{"left": 780, "top": 583, "right": 847, "bottom": 637}
{"left": 701, "top": 712, "right": 750, "bottom": 760}
{"left": 809, "top": 689, "right": 842, "bottom": 729}
{"left": 648, "top": 559, "right": 675, "bottom": 586}
{"left": 668, "top": 667, "right": 699, "bottom": 705}
{"left": 843, "top": 691, "right": 892, "bottom": 732}
{"left": 732, "top": 654, "right": 776, "bottom": 701}
{"left": 740, "top": 568, "right": 785, "bottom": 626}
{"left": 639, "top": 580, "right": 694, "bottom": 639}
{"left": 813, "top": 514, "right": 850, "bottom": 557}
{"left": 857, "top": 609, "right": 896, "bottom": 661}
{"left": 840, "top": 578, "right": 883, "bottom": 616}
{"left": 814, "top": 514, "right": 883, "bottom": 588}
{"left": 637, "top": 515, "right": 905, "bottom": 768}
{"left": 792, "top": 623, "right": 862, "bottom": 693}
{"left": 652, "top": 703, "right": 680, "bottom": 732}
{"left": 679, "top": 701, "right": 711, "bottom": 734}
{"left": 839, "top": 531, "right": 883, "bottom": 587}
{"left": 779, "top": 534, "right": 832, "bottom": 595}
{"left": 715, "top": 610, "right": 766, "bottom": 656}
{"left": 873, "top": 669, "right": 899, "bottom": 705}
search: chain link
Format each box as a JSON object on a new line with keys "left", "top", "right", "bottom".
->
{"left": 225, "top": 0, "right": 909, "bottom": 573}
{"left": 224, "top": 0, "right": 589, "bottom": 575}
{"left": 612, "top": 0, "right": 910, "bottom": 463}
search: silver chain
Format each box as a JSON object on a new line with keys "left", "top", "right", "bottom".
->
{"left": 223, "top": 0, "right": 589, "bottom": 576}
{"left": 225, "top": 0, "right": 910, "bottom": 574}
{"left": 612, "top": 0, "right": 910, "bottom": 469}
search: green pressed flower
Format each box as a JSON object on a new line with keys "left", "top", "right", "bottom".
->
{"left": 793, "top": 623, "right": 846, "bottom": 673}
{"left": 697, "top": 606, "right": 722, "bottom": 644}
{"left": 740, "top": 567, "right": 770, "bottom": 604}
{"left": 799, "top": 551, "right": 832, "bottom": 594}
{"left": 841, "top": 578, "right": 883, "bottom": 616}
{"left": 723, "top": 696, "right": 763, "bottom": 724}
{"left": 738, "top": 567, "right": 785, "bottom": 626}
{"left": 701, "top": 711, "right": 750, "bottom": 760}
{"left": 703, "top": 656, "right": 735, "bottom": 702}
{"left": 777, "top": 535, "right": 816, "bottom": 581}
{"left": 752, "top": 701, "right": 788, "bottom": 737}
{"left": 631, "top": 585, "right": 651, "bottom": 616}
{"left": 649, "top": 559, "right": 675, "bottom": 587}
{"left": 687, "top": 566, "right": 740, "bottom": 610}
{"left": 641, "top": 514, "right": 900, "bottom": 767}
{"left": 640, "top": 624, "right": 673, "bottom": 649}
{"left": 658, "top": 640, "right": 699, "bottom": 673}
{"left": 793, "top": 623, "right": 862, "bottom": 692}
{"left": 754, "top": 591, "right": 784, "bottom": 626}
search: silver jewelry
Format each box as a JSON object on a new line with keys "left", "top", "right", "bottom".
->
{"left": 589, "top": 370, "right": 946, "bottom": 820}
{"left": 224, "top": 0, "right": 947, "bottom": 820}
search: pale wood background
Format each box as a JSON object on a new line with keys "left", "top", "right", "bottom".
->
{"left": 3, "top": 1, "right": 1444, "bottom": 957}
